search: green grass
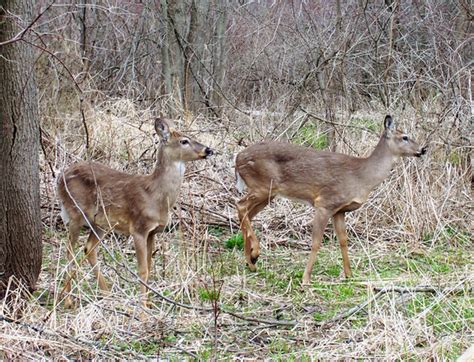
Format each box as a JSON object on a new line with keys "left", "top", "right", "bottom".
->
{"left": 207, "top": 225, "right": 225, "bottom": 237}
{"left": 405, "top": 293, "right": 473, "bottom": 335}
{"left": 294, "top": 123, "right": 329, "bottom": 150}
{"left": 268, "top": 337, "right": 292, "bottom": 354}
{"left": 224, "top": 232, "right": 244, "bottom": 250}
{"left": 198, "top": 287, "right": 220, "bottom": 302}
{"left": 351, "top": 117, "right": 380, "bottom": 133}
{"left": 324, "top": 264, "right": 342, "bottom": 277}
{"left": 448, "top": 150, "right": 462, "bottom": 166}
{"left": 228, "top": 238, "right": 473, "bottom": 340}
{"left": 107, "top": 337, "right": 163, "bottom": 356}
{"left": 313, "top": 309, "right": 337, "bottom": 322}
{"left": 423, "top": 224, "right": 471, "bottom": 245}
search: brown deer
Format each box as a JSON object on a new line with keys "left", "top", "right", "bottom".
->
{"left": 58, "top": 117, "right": 213, "bottom": 308}
{"left": 235, "top": 115, "right": 426, "bottom": 285}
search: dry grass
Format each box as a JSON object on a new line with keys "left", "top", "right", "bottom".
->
{"left": 1, "top": 99, "right": 472, "bottom": 359}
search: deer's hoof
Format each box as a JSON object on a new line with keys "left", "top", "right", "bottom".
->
{"left": 63, "top": 296, "right": 75, "bottom": 309}
{"left": 247, "top": 263, "right": 257, "bottom": 272}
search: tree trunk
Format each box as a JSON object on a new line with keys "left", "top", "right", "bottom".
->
{"left": 211, "top": 0, "right": 228, "bottom": 116}
{"left": 384, "top": 0, "right": 398, "bottom": 108}
{"left": 0, "top": 1, "right": 42, "bottom": 299}
{"left": 168, "top": 0, "right": 186, "bottom": 110}
{"left": 160, "top": 0, "right": 173, "bottom": 100}
{"left": 183, "top": 0, "right": 199, "bottom": 117}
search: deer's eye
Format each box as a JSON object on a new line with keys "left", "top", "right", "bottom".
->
{"left": 180, "top": 139, "right": 189, "bottom": 145}
{"left": 402, "top": 135, "right": 409, "bottom": 141}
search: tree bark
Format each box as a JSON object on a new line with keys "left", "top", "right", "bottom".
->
{"left": 168, "top": 0, "right": 186, "bottom": 109}
{"left": 211, "top": 0, "right": 228, "bottom": 116}
{"left": 183, "top": 0, "right": 199, "bottom": 116}
{"left": 0, "top": 1, "right": 42, "bottom": 299}
{"left": 160, "top": 0, "right": 173, "bottom": 99}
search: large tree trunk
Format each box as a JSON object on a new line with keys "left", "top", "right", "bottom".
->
{"left": 0, "top": 1, "right": 42, "bottom": 299}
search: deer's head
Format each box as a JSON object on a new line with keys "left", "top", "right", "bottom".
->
{"left": 383, "top": 115, "right": 427, "bottom": 157}
{"left": 155, "top": 117, "right": 213, "bottom": 162}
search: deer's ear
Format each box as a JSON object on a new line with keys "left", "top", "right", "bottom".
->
{"left": 384, "top": 115, "right": 395, "bottom": 134}
{"left": 155, "top": 118, "right": 171, "bottom": 142}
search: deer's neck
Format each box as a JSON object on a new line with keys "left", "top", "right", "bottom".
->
{"left": 360, "top": 137, "right": 398, "bottom": 190}
{"left": 149, "top": 147, "right": 185, "bottom": 199}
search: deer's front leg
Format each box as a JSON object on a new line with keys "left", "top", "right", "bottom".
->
{"left": 133, "top": 232, "right": 150, "bottom": 308}
{"left": 302, "top": 208, "right": 330, "bottom": 285}
{"left": 333, "top": 212, "right": 352, "bottom": 278}
{"left": 237, "top": 193, "right": 270, "bottom": 271}
{"left": 146, "top": 232, "right": 156, "bottom": 277}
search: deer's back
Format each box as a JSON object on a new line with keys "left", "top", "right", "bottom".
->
{"left": 236, "top": 141, "right": 367, "bottom": 210}
{"left": 58, "top": 162, "right": 152, "bottom": 233}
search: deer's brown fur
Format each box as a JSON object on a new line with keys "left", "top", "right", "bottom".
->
{"left": 58, "top": 117, "right": 213, "bottom": 308}
{"left": 235, "top": 115, "right": 426, "bottom": 284}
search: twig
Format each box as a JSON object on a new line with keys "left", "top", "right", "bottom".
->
{"left": 221, "top": 309, "right": 297, "bottom": 327}
{"left": 0, "top": 314, "right": 120, "bottom": 358}
{"left": 323, "top": 283, "right": 473, "bottom": 326}
{"left": 39, "top": 127, "right": 55, "bottom": 177}
{"left": 80, "top": 97, "right": 90, "bottom": 150}
{"left": 0, "top": 2, "right": 54, "bottom": 47}
{"left": 373, "top": 285, "right": 472, "bottom": 295}
{"left": 22, "top": 38, "right": 83, "bottom": 93}
{"left": 168, "top": 343, "right": 199, "bottom": 359}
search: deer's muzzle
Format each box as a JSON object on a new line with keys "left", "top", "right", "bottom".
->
{"left": 204, "top": 147, "right": 214, "bottom": 158}
{"left": 416, "top": 146, "right": 428, "bottom": 157}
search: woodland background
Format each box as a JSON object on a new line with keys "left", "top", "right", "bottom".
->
{"left": 0, "top": 0, "right": 472, "bottom": 359}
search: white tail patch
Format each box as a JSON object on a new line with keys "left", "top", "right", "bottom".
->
{"left": 236, "top": 170, "right": 247, "bottom": 193}
{"left": 60, "top": 203, "right": 70, "bottom": 224}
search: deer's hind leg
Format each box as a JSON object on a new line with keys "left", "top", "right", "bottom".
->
{"left": 84, "top": 226, "right": 109, "bottom": 292}
{"left": 237, "top": 192, "right": 273, "bottom": 272}
{"left": 302, "top": 208, "right": 331, "bottom": 285}
{"left": 63, "top": 219, "right": 81, "bottom": 309}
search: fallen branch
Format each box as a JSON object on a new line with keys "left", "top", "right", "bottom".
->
{"left": 221, "top": 309, "right": 297, "bottom": 327}
{"left": 320, "top": 288, "right": 385, "bottom": 326}
{"left": 372, "top": 285, "right": 472, "bottom": 294}
{"left": 0, "top": 314, "right": 126, "bottom": 358}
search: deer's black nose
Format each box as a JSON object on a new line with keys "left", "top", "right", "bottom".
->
{"left": 416, "top": 146, "right": 427, "bottom": 157}
{"left": 205, "top": 147, "right": 213, "bottom": 157}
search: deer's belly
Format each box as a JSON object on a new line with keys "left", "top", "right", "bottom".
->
{"left": 338, "top": 201, "right": 363, "bottom": 213}
{"left": 283, "top": 195, "right": 314, "bottom": 207}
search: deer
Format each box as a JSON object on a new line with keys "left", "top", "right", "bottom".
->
{"left": 235, "top": 115, "right": 427, "bottom": 285}
{"left": 58, "top": 117, "right": 213, "bottom": 308}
